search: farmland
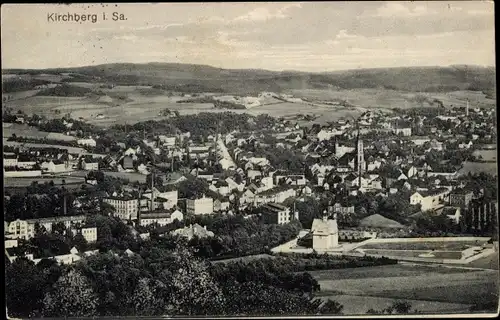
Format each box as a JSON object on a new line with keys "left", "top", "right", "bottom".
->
{"left": 310, "top": 263, "right": 498, "bottom": 315}
{"left": 3, "top": 64, "right": 495, "bottom": 127}
{"left": 458, "top": 161, "right": 498, "bottom": 176}
{"left": 4, "top": 84, "right": 495, "bottom": 128}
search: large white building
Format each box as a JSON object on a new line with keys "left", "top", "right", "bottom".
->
{"left": 139, "top": 210, "right": 184, "bottom": 227}
{"left": 103, "top": 196, "right": 138, "bottom": 220}
{"left": 410, "top": 188, "right": 450, "bottom": 211}
{"left": 186, "top": 196, "right": 214, "bottom": 215}
{"left": 311, "top": 215, "right": 339, "bottom": 251}
{"left": 5, "top": 215, "right": 87, "bottom": 240}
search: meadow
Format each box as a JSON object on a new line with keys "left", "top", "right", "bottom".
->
{"left": 311, "top": 264, "right": 498, "bottom": 315}
{"left": 458, "top": 161, "right": 498, "bottom": 176}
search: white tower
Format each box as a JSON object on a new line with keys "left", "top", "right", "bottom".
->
{"left": 466, "top": 99, "right": 469, "bottom": 117}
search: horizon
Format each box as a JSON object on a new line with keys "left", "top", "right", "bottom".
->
{"left": 1, "top": 61, "right": 496, "bottom": 74}
{"left": 1, "top": 2, "right": 496, "bottom": 72}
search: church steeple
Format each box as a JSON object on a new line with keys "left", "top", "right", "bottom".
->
{"left": 355, "top": 120, "right": 364, "bottom": 186}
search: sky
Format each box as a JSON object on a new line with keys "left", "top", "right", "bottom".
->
{"left": 1, "top": 2, "right": 495, "bottom": 72}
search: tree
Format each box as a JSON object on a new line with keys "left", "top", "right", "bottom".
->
{"left": 318, "top": 299, "right": 344, "bottom": 315}
{"left": 43, "top": 269, "right": 98, "bottom": 317}
{"left": 367, "top": 301, "right": 416, "bottom": 314}
{"left": 6, "top": 257, "right": 46, "bottom": 317}
{"left": 73, "top": 233, "right": 89, "bottom": 252}
{"left": 169, "top": 247, "right": 225, "bottom": 315}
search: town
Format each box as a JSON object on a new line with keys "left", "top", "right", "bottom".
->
{"left": 4, "top": 94, "right": 498, "bottom": 316}
{"left": 3, "top": 2, "right": 498, "bottom": 318}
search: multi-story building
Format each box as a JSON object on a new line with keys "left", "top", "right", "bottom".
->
{"left": 261, "top": 202, "right": 297, "bottom": 225}
{"left": 410, "top": 188, "right": 450, "bottom": 211}
{"left": 5, "top": 215, "right": 86, "bottom": 240}
{"left": 3, "top": 153, "right": 18, "bottom": 167}
{"left": 330, "top": 202, "right": 355, "bottom": 215}
{"left": 139, "top": 210, "right": 184, "bottom": 227}
{"left": 186, "top": 196, "right": 214, "bottom": 215}
{"left": 103, "top": 196, "right": 138, "bottom": 220}
{"left": 71, "top": 227, "right": 98, "bottom": 243}
{"left": 449, "top": 189, "right": 474, "bottom": 208}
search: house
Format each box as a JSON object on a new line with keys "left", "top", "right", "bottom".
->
{"left": 393, "top": 127, "right": 412, "bottom": 137}
{"left": 254, "top": 186, "right": 296, "bottom": 205}
{"left": 41, "top": 160, "right": 71, "bottom": 173}
{"left": 410, "top": 188, "right": 450, "bottom": 211}
{"left": 171, "top": 223, "right": 214, "bottom": 241}
{"left": 261, "top": 203, "right": 297, "bottom": 225}
{"left": 213, "top": 198, "right": 230, "bottom": 212}
{"left": 71, "top": 227, "right": 98, "bottom": 243}
{"left": 311, "top": 215, "right": 339, "bottom": 251}
{"left": 186, "top": 196, "right": 214, "bottom": 215}
{"left": 103, "top": 195, "right": 138, "bottom": 220}
{"left": 139, "top": 210, "right": 183, "bottom": 227}
{"left": 80, "top": 157, "right": 99, "bottom": 171}
{"left": 449, "top": 189, "right": 474, "bottom": 208}
{"left": 77, "top": 138, "right": 97, "bottom": 148}
{"left": 330, "top": 202, "right": 355, "bottom": 215}
{"left": 317, "top": 128, "right": 343, "bottom": 141}
{"left": 3, "top": 153, "right": 18, "bottom": 167}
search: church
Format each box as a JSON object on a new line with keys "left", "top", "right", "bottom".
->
{"left": 310, "top": 213, "right": 339, "bottom": 251}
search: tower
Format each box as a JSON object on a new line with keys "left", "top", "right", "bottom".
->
{"left": 466, "top": 99, "right": 469, "bottom": 117}
{"left": 355, "top": 124, "right": 364, "bottom": 186}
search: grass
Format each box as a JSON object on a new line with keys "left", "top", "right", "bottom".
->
{"left": 4, "top": 176, "right": 85, "bottom": 187}
{"left": 312, "top": 264, "right": 498, "bottom": 311}
{"left": 458, "top": 161, "right": 498, "bottom": 176}
{"left": 358, "top": 241, "right": 485, "bottom": 251}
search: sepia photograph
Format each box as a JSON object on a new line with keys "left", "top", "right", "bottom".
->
{"left": 2, "top": 1, "right": 498, "bottom": 318}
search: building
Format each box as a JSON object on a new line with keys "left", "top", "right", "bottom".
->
{"left": 186, "top": 196, "right": 214, "bottom": 215}
{"left": 5, "top": 215, "right": 86, "bottom": 240}
{"left": 311, "top": 215, "right": 339, "bottom": 251}
{"left": 449, "top": 189, "right": 474, "bottom": 208}
{"left": 71, "top": 227, "right": 98, "bottom": 243}
{"left": 171, "top": 223, "right": 214, "bottom": 241}
{"left": 139, "top": 210, "right": 183, "bottom": 227}
{"left": 261, "top": 203, "right": 297, "bottom": 225}
{"left": 41, "top": 160, "right": 71, "bottom": 173}
{"left": 410, "top": 188, "right": 450, "bottom": 211}
{"left": 393, "top": 127, "right": 412, "bottom": 136}
{"left": 3, "top": 153, "right": 18, "bottom": 167}
{"left": 103, "top": 196, "right": 138, "bottom": 220}
{"left": 81, "top": 160, "right": 99, "bottom": 171}
{"left": 330, "top": 202, "right": 355, "bottom": 215}
{"left": 77, "top": 138, "right": 97, "bottom": 148}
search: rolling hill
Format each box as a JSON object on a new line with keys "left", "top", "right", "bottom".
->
{"left": 2, "top": 63, "right": 495, "bottom": 96}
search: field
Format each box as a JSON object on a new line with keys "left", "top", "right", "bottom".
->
{"left": 3, "top": 139, "right": 86, "bottom": 154}
{"left": 311, "top": 263, "right": 499, "bottom": 315}
{"left": 4, "top": 176, "right": 85, "bottom": 187}
{"left": 359, "top": 240, "right": 485, "bottom": 251}
{"left": 458, "top": 161, "right": 498, "bottom": 176}
{"left": 4, "top": 77, "right": 495, "bottom": 127}
{"left": 472, "top": 149, "right": 498, "bottom": 162}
